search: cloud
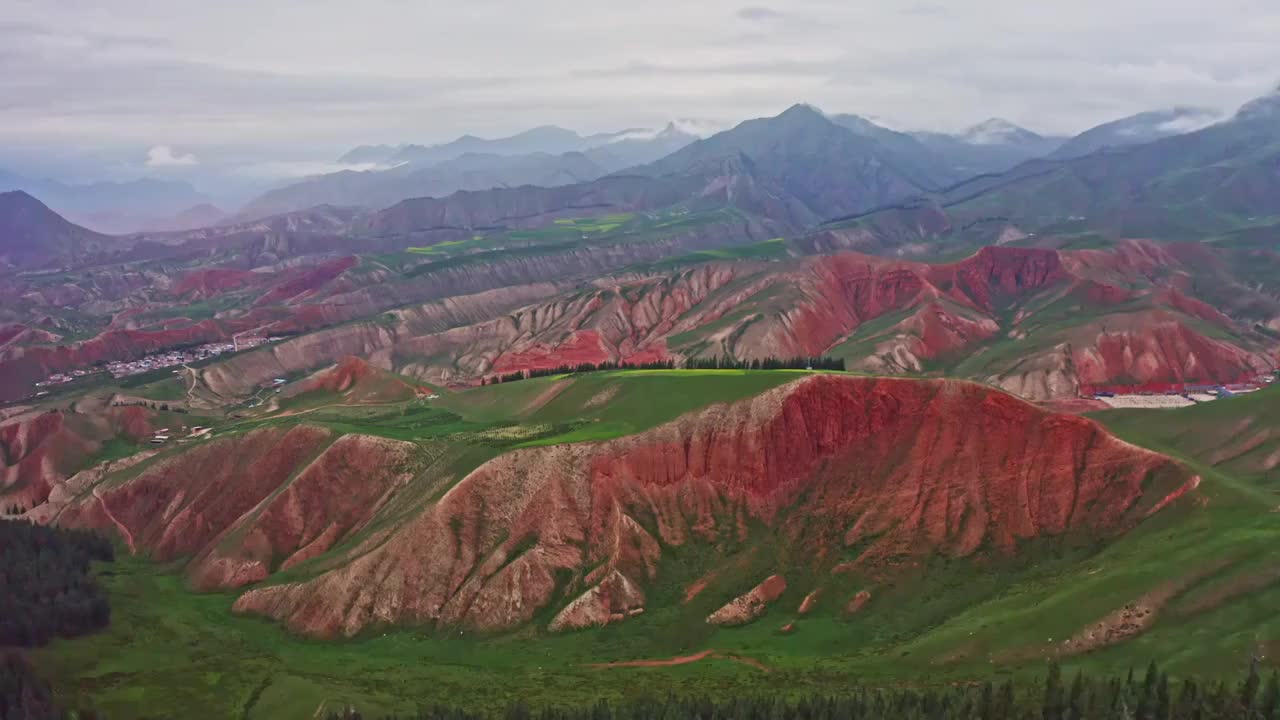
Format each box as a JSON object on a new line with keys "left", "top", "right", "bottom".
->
{"left": 233, "top": 160, "right": 395, "bottom": 179}
{"left": 146, "top": 145, "right": 199, "bottom": 166}
{"left": 1154, "top": 111, "right": 1223, "bottom": 134}
{"left": 737, "top": 6, "right": 783, "bottom": 21}
{"left": 900, "top": 4, "right": 949, "bottom": 16}
{"left": 0, "top": 0, "right": 1277, "bottom": 149}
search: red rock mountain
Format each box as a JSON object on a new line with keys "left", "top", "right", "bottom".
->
{"left": 38, "top": 375, "right": 1193, "bottom": 637}
{"left": 298, "top": 242, "right": 1274, "bottom": 399}
{"left": 0, "top": 406, "right": 153, "bottom": 510}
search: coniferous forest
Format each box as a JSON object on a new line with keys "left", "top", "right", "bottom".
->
{"left": 0, "top": 520, "right": 114, "bottom": 719}
{"left": 0, "top": 520, "right": 114, "bottom": 648}
{"left": 322, "top": 662, "right": 1280, "bottom": 720}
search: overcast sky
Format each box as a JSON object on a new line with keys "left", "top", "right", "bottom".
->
{"left": 3, "top": 0, "right": 1278, "bottom": 152}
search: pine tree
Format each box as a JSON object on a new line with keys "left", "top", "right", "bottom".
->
{"left": 1044, "top": 662, "right": 1064, "bottom": 720}
{"left": 1156, "top": 673, "right": 1171, "bottom": 720}
{"left": 1262, "top": 672, "right": 1280, "bottom": 720}
{"left": 1067, "top": 671, "right": 1086, "bottom": 720}
{"left": 1137, "top": 661, "right": 1160, "bottom": 720}
{"left": 1259, "top": 671, "right": 1280, "bottom": 717}
{"left": 1243, "top": 659, "right": 1263, "bottom": 716}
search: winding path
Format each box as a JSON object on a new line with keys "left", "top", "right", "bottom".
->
{"left": 587, "top": 649, "right": 771, "bottom": 672}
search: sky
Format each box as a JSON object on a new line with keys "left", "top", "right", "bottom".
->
{"left": 2, "top": 0, "right": 1279, "bottom": 164}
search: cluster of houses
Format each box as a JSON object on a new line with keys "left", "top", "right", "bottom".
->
{"left": 149, "top": 426, "right": 212, "bottom": 445}
{"left": 34, "top": 336, "right": 287, "bottom": 392}
{"left": 1090, "top": 373, "right": 1276, "bottom": 409}
{"left": 35, "top": 367, "right": 101, "bottom": 387}
{"left": 104, "top": 342, "right": 238, "bottom": 378}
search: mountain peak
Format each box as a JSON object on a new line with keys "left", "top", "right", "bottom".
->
{"left": 961, "top": 118, "right": 1042, "bottom": 145}
{"left": 514, "top": 125, "right": 583, "bottom": 141}
{"left": 770, "top": 103, "right": 833, "bottom": 131}
{"left": 0, "top": 189, "right": 51, "bottom": 215}
{"left": 667, "top": 118, "right": 726, "bottom": 138}
{"left": 0, "top": 190, "right": 113, "bottom": 269}
{"left": 1235, "top": 85, "right": 1280, "bottom": 121}
{"left": 778, "top": 103, "right": 826, "bottom": 119}
{"left": 1, "top": 188, "right": 38, "bottom": 202}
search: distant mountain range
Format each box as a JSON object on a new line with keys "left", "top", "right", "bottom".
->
{"left": 821, "top": 86, "right": 1280, "bottom": 245}
{"left": 254, "top": 107, "right": 1071, "bottom": 228}
{"left": 235, "top": 151, "right": 611, "bottom": 222}
{"left": 5, "top": 89, "right": 1276, "bottom": 267}
{"left": 345, "top": 121, "right": 717, "bottom": 169}
{"left": 955, "top": 86, "right": 1280, "bottom": 230}
{"left": 249, "top": 107, "right": 1218, "bottom": 223}
{"left": 0, "top": 170, "right": 210, "bottom": 234}
{"left": 292, "top": 88, "right": 1280, "bottom": 248}
{"left": 235, "top": 122, "right": 710, "bottom": 221}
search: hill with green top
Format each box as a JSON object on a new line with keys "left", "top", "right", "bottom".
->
{"left": 9, "top": 370, "right": 1274, "bottom": 718}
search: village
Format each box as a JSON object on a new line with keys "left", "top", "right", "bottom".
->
{"left": 34, "top": 336, "right": 282, "bottom": 389}
{"left": 1086, "top": 372, "right": 1277, "bottom": 409}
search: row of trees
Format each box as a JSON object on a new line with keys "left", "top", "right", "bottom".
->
{"left": 325, "top": 662, "right": 1280, "bottom": 720}
{"left": 684, "top": 355, "right": 846, "bottom": 371}
{"left": 110, "top": 399, "right": 188, "bottom": 413}
{"left": 0, "top": 520, "right": 114, "bottom": 648}
{"left": 3, "top": 504, "right": 27, "bottom": 516}
{"left": 482, "top": 356, "right": 846, "bottom": 385}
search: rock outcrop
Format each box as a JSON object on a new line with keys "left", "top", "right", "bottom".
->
{"left": 797, "top": 589, "right": 822, "bottom": 615}
{"left": 707, "top": 575, "right": 787, "bottom": 626}
{"left": 548, "top": 569, "right": 646, "bottom": 632}
{"left": 845, "top": 590, "right": 872, "bottom": 616}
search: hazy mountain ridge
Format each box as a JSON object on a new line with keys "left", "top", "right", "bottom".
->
{"left": 1049, "top": 107, "right": 1224, "bottom": 159}
{"left": 0, "top": 170, "right": 210, "bottom": 234}
{"left": 909, "top": 119, "right": 1066, "bottom": 176}
{"left": 238, "top": 123, "right": 707, "bottom": 220}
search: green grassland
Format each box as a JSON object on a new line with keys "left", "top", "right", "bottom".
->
{"left": 441, "top": 369, "right": 805, "bottom": 445}
{"left": 399, "top": 208, "right": 746, "bottom": 278}
{"left": 27, "top": 373, "right": 1280, "bottom": 718}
